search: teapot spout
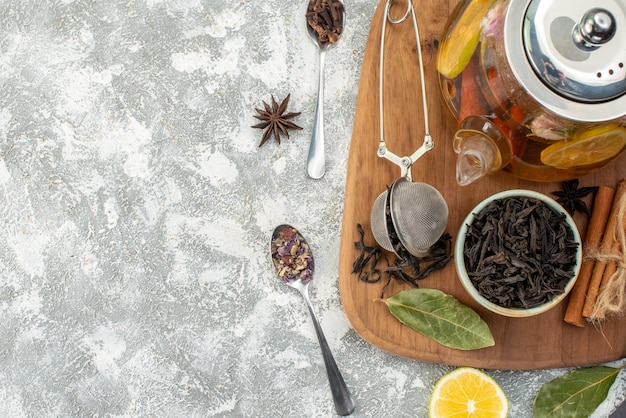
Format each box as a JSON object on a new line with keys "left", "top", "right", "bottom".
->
{"left": 455, "top": 135, "right": 498, "bottom": 186}
{"left": 453, "top": 116, "right": 510, "bottom": 186}
{"left": 456, "top": 148, "right": 494, "bottom": 186}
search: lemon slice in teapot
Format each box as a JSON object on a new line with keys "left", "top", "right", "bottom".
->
{"left": 540, "top": 126, "right": 626, "bottom": 168}
{"left": 437, "top": 0, "right": 497, "bottom": 79}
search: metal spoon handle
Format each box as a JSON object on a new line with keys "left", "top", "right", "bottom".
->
{"left": 300, "top": 287, "right": 355, "bottom": 416}
{"left": 307, "top": 48, "right": 327, "bottom": 179}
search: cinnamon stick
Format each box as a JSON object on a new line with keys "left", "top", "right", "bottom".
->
{"left": 563, "top": 186, "right": 615, "bottom": 327}
{"left": 582, "top": 181, "right": 626, "bottom": 317}
{"left": 583, "top": 179, "right": 626, "bottom": 318}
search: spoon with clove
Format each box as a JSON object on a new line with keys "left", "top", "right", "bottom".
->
{"left": 271, "top": 224, "right": 355, "bottom": 416}
{"left": 305, "top": 0, "right": 345, "bottom": 179}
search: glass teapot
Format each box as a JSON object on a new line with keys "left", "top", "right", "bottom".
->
{"left": 437, "top": 0, "right": 626, "bottom": 185}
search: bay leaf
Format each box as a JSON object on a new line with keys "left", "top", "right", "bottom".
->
{"left": 377, "top": 288, "right": 494, "bottom": 350}
{"left": 532, "top": 366, "right": 621, "bottom": 418}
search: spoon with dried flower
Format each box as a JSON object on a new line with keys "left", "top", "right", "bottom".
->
{"left": 271, "top": 224, "right": 355, "bottom": 416}
{"left": 305, "top": 0, "right": 345, "bottom": 179}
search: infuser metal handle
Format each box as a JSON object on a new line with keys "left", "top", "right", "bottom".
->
{"left": 377, "top": 0, "right": 433, "bottom": 181}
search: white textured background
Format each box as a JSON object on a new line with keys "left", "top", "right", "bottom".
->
{"left": 0, "top": 0, "right": 624, "bottom": 416}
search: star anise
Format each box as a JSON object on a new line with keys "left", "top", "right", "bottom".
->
{"left": 551, "top": 178, "right": 598, "bottom": 216}
{"left": 252, "top": 94, "right": 303, "bottom": 147}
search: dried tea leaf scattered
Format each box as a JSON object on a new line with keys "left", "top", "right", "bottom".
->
{"left": 386, "top": 233, "right": 452, "bottom": 288}
{"left": 351, "top": 224, "right": 383, "bottom": 283}
{"left": 352, "top": 223, "right": 452, "bottom": 295}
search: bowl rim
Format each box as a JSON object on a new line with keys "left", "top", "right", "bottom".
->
{"left": 455, "top": 189, "right": 583, "bottom": 318}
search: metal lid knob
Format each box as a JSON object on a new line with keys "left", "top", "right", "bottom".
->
{"left": 573, "top": 8, "right": 616, "bottom": 50}
{"left": 503, "top": 0, "right": 626, "bottom": 121}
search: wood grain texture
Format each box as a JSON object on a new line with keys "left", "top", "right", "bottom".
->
{"left": 338, "top": 0, "right": 626, "bottom": 370}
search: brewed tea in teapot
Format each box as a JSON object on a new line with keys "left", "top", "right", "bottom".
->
{"left": 438, "top": 0, "right": 626, "bottom": 184}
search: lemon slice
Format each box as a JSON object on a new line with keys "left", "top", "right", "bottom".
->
{"left": 540, "top": 126, "right": 626, "bottom": 168}
{"left": 429, "top": 367, "right": 508, "bottom": 418}
{"left": 437, "top": 0, "right": 497, "bottom": 79}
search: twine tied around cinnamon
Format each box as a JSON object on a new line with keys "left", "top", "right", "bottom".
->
{"left": 587, "top": 191, "right": 626, "bottom": 321}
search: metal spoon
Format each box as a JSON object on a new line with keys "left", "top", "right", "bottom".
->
{"left": 305, "top": 0, "right": 345, "bottom": 179}
{"left": 271, "top": 224, "right": 355, "bottom": 416}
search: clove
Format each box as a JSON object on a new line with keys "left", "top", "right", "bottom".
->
{"left": 306, "top": 0, "right": 344, "bottom": 45}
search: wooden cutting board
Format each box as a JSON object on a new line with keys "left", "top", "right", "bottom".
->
{"left": 338, "top": 0, "right": 626, "bottom": 370}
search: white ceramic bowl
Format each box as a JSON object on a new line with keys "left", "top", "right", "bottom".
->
{"left": 455, "top": 189, "right": 582, "bottom": 318}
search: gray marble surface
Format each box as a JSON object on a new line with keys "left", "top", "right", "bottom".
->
{"left": 0, "top": 0, "right": 624, "bottom": 417}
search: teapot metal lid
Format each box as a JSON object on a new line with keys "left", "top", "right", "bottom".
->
{"left": 505, "top": 0, "right": 626, "bottom": 121}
